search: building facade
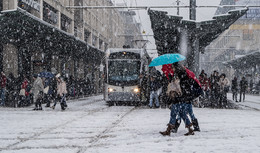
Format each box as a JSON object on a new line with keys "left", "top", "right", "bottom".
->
{"left": 201, "top": 0, "right": 260, "bottom": 82}
{"left": 0, "top": 0, "right": 142, "bottom": 93}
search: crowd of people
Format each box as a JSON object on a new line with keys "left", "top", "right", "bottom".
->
{"left": 198, "top": 70, "right": 251, "bottom": 108}
{"left": 0, "top": 71, "right": 96, "bottom": 110}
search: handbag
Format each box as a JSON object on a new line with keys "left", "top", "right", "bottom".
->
{"left": 43, "top": 86, "right": 49, "bottom": 94}
{"left": 19, "top": 89, "right": 25, "bottom": 96}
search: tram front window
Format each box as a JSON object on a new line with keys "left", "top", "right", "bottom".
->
{"left": 108, "top": 60, "right": 140, "bottom": 86}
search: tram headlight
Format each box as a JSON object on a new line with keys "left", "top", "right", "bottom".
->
{"left": 108, "top": 88, "right": 115, "bottom": 92}
{"left": 133, "top": 88, "right": 140, "bottom": 93}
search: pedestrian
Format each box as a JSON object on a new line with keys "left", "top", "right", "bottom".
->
{"left": 210, "top": 71, "right": 220, "bottom": 107}
{"left": 218, "top": 73, "right": 230, "bottom": 108}
{"left": 18, "top": 76, "right": 30, "bottom": 107}
{"left": 148, "top": 75, "right": 160, "bottom": 108}
{"left": 6, "top": 73, "right": 18, "bottom": 107}
{"left": 43, "top": 77, "right": 52, "bottom": 107}
{"left": 231, "top": 77, "right": 238, "bottom": 102}
{"left": 0, "top": 71, "right": 7, "bottom": 106}
{"left": 239, "top": 77, "right": 248, "bottom": 102}
{"left": 52, "top": 74, "right": 68, "bottom": 110}
{"left": 160, "top": 63, "right": 200, "bottom": 136}
{"left": 30, "top": 74, "right": 44, "bottom": 110}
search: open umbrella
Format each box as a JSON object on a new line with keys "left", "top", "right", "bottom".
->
{"left": 149, "top": 53, "right": 186, "bottom": 67}
{"left": 39, "top": 71, "right": 54, "bottom": 78}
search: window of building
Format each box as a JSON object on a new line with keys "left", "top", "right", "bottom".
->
{"left": 243, "top": 29, "right": 254, "bottom": 40}
{"left": 61, "top": 14, "right": 72, "bottom": 32}
{"left": 84, "top": 29, "right": 91, "bottom": 43}
{"left": 99, "top": 39, "right": 103, "bottom": 49}
{"left": 0, "top": 0, "right": 3, "bottom": 12}
{"left": 43, "top": 2, "right": 58, "bottom": 25}
{"left": 92, "top": 35, "right": 97, "bottom": 46}
{"left": 18, "top": 0, "right": 40, "bottom": 13}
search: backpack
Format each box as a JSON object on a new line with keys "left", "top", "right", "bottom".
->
{"left": 190, "top": 80, "right": 203, "bottom": 99}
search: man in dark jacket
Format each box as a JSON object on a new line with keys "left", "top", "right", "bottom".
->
{"left": 231, "top": 77, "right": 238, "bottom": 102}
{"left": 148, "top": 76, "right": 160, "bottom": 108}
{"left": 239, "top": 77, "right": 248, "bottom": 102}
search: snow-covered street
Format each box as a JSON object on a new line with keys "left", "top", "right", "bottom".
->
{"left": 0, "top": 94, "right": 260, "bottom": 153}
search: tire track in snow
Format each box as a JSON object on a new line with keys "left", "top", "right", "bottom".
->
{"left": 76, "top": 106, "right": 137, "bottom": 153}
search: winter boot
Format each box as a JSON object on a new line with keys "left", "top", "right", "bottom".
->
{"left": 61, "top": 103, "right": 66, "bottom": 110}
{"left": 51, "top": 105, "right": 55, "bottom": 110}
{"left": 184, "top": 124, "right": 194, "bottom": 136}
{"left": 192, "top": 119, "right": 200, "bottom": 132}
{"left": 159, "top": 124, "right": 175, "bottom": 136}
{"left": 171, "top": 119, "right": 181, "bottom": 133}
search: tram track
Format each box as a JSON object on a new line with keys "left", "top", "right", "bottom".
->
{"left": 76, "top": 106, "right": 137, "bottom": 153}
{"left": 0, "top": 99, "right": 109, "bottom": 152}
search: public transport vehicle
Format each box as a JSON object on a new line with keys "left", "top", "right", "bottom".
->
{"left": 104, "top": 48, "right": 151, "bottom": 106}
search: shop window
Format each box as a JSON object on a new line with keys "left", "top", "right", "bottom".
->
{"left": 61, "top": 14, "right": 72, "bottom": 32}
{"left": 243, "top": 29, "right": 254, "bottom": 40}
{"left": 18, "top": 0, "right": 40, "bottom": 13}
{"left": 43, "top": 2, "right": 58, "bottom": 25}
{"left": 84, "top": 29, "right": 91, "bottom": 43}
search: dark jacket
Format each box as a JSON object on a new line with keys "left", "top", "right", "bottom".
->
{"left": 231, "top": 79, "right": 238, "bottom": 92}
{"left": 240, "top": 79, "right": 248, "bottom": 92}
{"left": 174, "top": 68, "right": 200, "bottom": 103}
{"left": 150, "top": 79, "right": 160, "bottom": 91}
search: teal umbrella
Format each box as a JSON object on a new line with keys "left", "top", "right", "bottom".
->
{"left": 149, "top": 53, "right": 186, "bottom": 67}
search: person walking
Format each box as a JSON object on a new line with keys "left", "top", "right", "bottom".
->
{"left": 18, "top": 76, "right": 30, "bottom": 107}
{"left": 218, "top": 73, "right": 230, "bottom": 108}
{"left": 160, "top": 63, "right": 201, "bottom": 136}
{"left": 231, "top": 77, "right": 238, "bottom": 102}
{"left": 149, "top": 75, "right": 160, "bottom": 108}
{"left": 239, "top": 77, "right": 248, "bottom": 102}
{"left": 52, "top": 74, "right": 68, "bottom": 110}
{"left": 30, "top": 74, "right": 44, "bottom": 110}
{"left": 0, "top": 71, "right": 7, "bottom": 106}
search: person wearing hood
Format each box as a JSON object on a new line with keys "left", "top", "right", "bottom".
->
{"left": 30, "top": 74, "right": 44, "bottom": 110}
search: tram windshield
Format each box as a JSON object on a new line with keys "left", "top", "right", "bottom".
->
{"left": 108, "top": 60, "right": 140, "bottom": 86}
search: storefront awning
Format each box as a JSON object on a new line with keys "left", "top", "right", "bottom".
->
{"left": 0, "top": 8, "right": 104, "bottom": 65}
{"left": 223, "top": 51, "right": 260, "bottom": 69}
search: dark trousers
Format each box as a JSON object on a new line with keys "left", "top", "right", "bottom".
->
{"left": 53, "top": 94, "right": 67, "bottom": 107}
{"left": 239, "top": 91, "right": 245, "bottom": 102}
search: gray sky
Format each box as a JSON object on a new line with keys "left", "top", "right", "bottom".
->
{"left": 114, "top": 0, "right": 222, "bottom": 57}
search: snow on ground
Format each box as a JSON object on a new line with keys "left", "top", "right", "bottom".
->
{"left": 0, "top": 95, "right": 260, "bottom": 153}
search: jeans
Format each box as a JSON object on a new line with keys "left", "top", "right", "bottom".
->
{"left": 149, "top": 91, "right": 159, "bottom": 107}
{"left": 185, "top": 103, "right": 196, "bottom": 121}
{"left": 0, "top": 88, "right": 5, "bottom": 106}
{"left": 169, "top": 103, "right": 191, "bottom": 127}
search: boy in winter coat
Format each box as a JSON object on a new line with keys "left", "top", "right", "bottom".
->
{"left": 52, "top": 74, "right": 68, "bottom": 110}
{"left": 30, "top": 74, "right": 44, "bottom": 110}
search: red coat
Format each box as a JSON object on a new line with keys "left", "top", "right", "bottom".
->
{"left": 0, "top": 74, "right": 7, "bottom": 88}
{"left": 21, "top": 79, "right": 29, "bottom": 96}
{"left": 162, "top": 64, "right": 201, "bottom": 87}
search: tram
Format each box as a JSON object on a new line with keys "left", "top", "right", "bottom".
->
{"left": 104, "top": 48, "right": 151, "bottom": 106}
